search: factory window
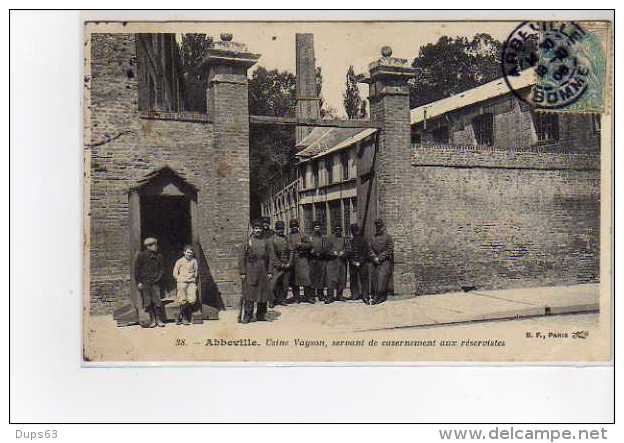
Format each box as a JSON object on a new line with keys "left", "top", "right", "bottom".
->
{"left": 147, "top": 75, "right": 157, "bottom": 111}
{"left": 411, "top": 132, "right": 422, "bottom": 149}
{"left": 302, "top": 204, "right": 313, "bottom": 234}
{"left": 329, "top": 200, "right": 342, "bottom": 232}
{"left": 533, "top": 112, "right": 560, "bottom": 142}
{"left": 312, "top": 161, "right": 319, "bottom": 188}
{"left": 325, "top": 157, "right": 334, "bottom": 184}
{"left": 472, "top": 113, "right": 494, "bottom": 146}
{"left": 315, "top": 203, "right": 327, "bottom": 234}
{"left": 136, "top": 33, "right": 187, "bottom": 113}
{"left": 343, "top": 198, "right": 351, "bottom": 232}
{"left": 432, "top": 126, "right": 449, "bottom": 144}
{"left": 340, "top": 151, "right": 349, "bottom": 181}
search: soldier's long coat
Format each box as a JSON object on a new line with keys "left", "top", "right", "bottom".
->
{"left": 270, "top": 234, "right": 293, "bottom": 293}
{"left": 238, "top": 236, "right": 273, "bottom": 302}
{"left": 368, "top": 231, "right": 394, "bottom": 295}
{"left": 308, "top": 233, "right": 328, "bottom": 289}
{"left": 348, "top": 234, "right": 370, "bottom": 296}
{"left": 325, "top": 235, "right": 348, "bottom": 290}
{"left": 287, "top": 231, "right": 312, "bottom": 287}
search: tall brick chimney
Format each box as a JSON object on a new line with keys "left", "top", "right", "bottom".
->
{"left": 295, "top": 33, "right": 321, "bottom": 144}
{"left": 366, "top": 45, "right": 417, "bottom": 296}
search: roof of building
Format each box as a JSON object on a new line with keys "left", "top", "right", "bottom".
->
{"left": 311, "top": 128, "right": 377, "bottom": 160}
{"left": 410, "top": 69, "right": 536, "bottom": 125}
{"left": 296, "top": 127, "right": 376, "bottom": 159}
{"left": 131, "top": 164, "right": 199, "bottom": 192}
{"left": 292, "top": 70, "right": 535, "bottom": 161}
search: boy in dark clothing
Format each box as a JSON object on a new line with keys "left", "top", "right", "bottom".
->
{"left": 134, "top": 237, "right": 166, "bottom": 328}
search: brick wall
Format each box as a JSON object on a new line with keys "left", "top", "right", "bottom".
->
{"left": 412, "top": 145, "right": 600, "bottom": 170}
{"left": 408, "top": 146, "right": 600, "bottom": 295}
{"left": 208, "top": 76, "right": 252, "bottom": 308}
{"left": 369, "top": 90, "right": 418, "bottom": 295}
{"left": 88, "top": 33, "right": 248, "bottom": 314}
{"left": 88, "top": 33, "right": 139, "bottom": 313}
{"left": 295, "top": 33, "right": 320, "bottom": 143}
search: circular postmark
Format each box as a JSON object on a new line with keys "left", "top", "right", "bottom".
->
{"left": 502, "top": 21, "right": 591, "bottom": 109}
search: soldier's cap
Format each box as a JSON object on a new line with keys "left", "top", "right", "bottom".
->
{"left": 374, "top": 219, "right": 385, "bottom": 227}
{"left": 312, "top": 220, "right": 321, "bottom": 227}
{"left": 334, "top": 225, "right": 342, "bottom": 231}
{"left": 275, "top": 220, "right": 285, "bottom": 229}
{"left": 143, "top": 237, "right": 158, "bottom": 246}
{"left": 289, "top": 218, "right": 300, "bottom": 227}
{"left": 252, "top": 219, "right": 264, "bottom": 228}
{"left": 350, "top": 223, "right": 360, "bottom": 232}
{"left": 261, "top": 216, "right": 271, "bottom": 224}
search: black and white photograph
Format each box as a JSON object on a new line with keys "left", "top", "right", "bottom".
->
{"left": 8, "top": 8, "right": 619, "bottom": 430}
{"left": 79, "top": 18, "right": 613, "bottom": 363}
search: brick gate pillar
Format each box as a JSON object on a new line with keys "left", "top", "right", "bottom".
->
{"left": 204, "top": 33, "right": 260, "bottom": 307}
{"left": 366, "top": 46, "right": 417, "bottom": 296}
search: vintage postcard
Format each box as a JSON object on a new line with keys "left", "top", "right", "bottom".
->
{"left": 82, "top": 16, "right": 613, "bottom": 364}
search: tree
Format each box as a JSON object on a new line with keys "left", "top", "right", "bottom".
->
{"left": 248, "top": 67, "right": 297, "bottom": 117}
{"left": 359, "top": 100, "right": 367, "bottom": 119}
{"left": 178, "top": 34, "right": 213, "bottom": 112}
{"left": 343, "top": 65, "right": 367, "bottom": 119}
{"left": 315, "top": 67, "right": 335, "bottom": 119}
{"left": 248, "top": 68, "right": 298, "bottom": 218}
{"left": 248, "top": 67, "right": 297, "bottom": 171}
{"left": 409, "top": 33, "right": 503, "bottom": 109}
{"left": 179, "top": 33, "right": 213, "bottom": 73}
{"left": 248, "top": 66, "right": 330, "bottom": 218}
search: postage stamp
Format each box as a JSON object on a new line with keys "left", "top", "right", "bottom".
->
{"left": 502, "top": 21, "right": 608, "bottom": 112}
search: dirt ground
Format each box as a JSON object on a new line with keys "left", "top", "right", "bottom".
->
{"left": 83, "top": 284, "right": 609, "bottom": 363}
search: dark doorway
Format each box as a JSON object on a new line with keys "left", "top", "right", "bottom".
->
{"left": 140, "top": 195, "right": 192, "bottom": 298}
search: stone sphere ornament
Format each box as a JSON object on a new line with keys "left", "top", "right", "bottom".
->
{"left": 220, "top": 32, "right": 233, "bottom": 42}
{"left": 381, "top": 46, "right": 393, "bottom": 57}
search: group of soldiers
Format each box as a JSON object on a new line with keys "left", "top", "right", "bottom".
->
{"left": 238, "top": 216, "right": 394, "bottom": 323}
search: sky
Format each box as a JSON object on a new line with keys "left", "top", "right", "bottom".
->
{"left": 172, "top": 21, "right": 519, "bottom": 117}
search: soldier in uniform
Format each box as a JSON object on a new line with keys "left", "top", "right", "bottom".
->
{"left": 308, "top": 220, "right": 329, "bottom": 302}
{"left": 261, "top": 216, "right": 274, "bottom": 240}
{"left": 270, "top": 220, "right": 293, "bottom": 306}
{"left": 347, "top": 223, "right": 369, "bottom": 302}
{"left": 238, "top": 220, "right": 273, "bottom": 323}
{"left": 286, "top": 218, "right": 315, "bottom": 304}
{"left": 368, "top": 219, "right": 394, "bottom": 305}
{"left": 325, "top": 224, "right": 348, "bottom": 303}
